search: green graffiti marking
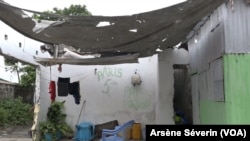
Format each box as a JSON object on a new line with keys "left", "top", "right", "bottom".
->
{"left": 97, "top": 67, "right": 121, "bottom": 95}
{"left": 97, "top": 66, "right": 122, "bottom": 81}
{"left": 102, "top": 79, "right": 111, "bottom": 95}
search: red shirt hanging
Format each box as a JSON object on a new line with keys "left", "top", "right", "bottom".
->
{"left": 49, "top": 81, "right": 56, "bottom": 102}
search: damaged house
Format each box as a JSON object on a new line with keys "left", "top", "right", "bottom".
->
{"left": 1, "top": 0, "right": 250, "bottom": 140}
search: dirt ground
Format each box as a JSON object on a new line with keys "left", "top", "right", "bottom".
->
{"left": 0, "top": 125, "right": 74, "bottom": 141}
{"left": 0, "top": 125, "right": 32, "bottom": 140}
{"left": 0, "top": 125, "right": 143, "bottom": 141}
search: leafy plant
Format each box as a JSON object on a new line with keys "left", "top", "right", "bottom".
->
{"left": 47, "top": 101, "right": 66, "bottom": 123}
{"left": 32, "top": 4, "right": 91, "bottom": 21}
{"left": 0, "top": 97, "right": 33, "bottom": 127}
{"left": 0, "top": 107, "right": 9, "bottom": 127}
{"left": 39, "top": 121, "right": 58, "bottom": 141}
{"left": 19, "top": 65, "right": 36, "bottom": 87}
{"left": 56, "top": 122, "right": 74, "bottom": 137}
{"left": 39, "top": 101, "right": 74, "bottom": 141}
{"left": 4, "top": 57, "right": 36, "bottom": 87}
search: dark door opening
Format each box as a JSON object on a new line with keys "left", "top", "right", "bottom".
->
{"left": 173, "top": 64, "right": 193, "bottom": 125}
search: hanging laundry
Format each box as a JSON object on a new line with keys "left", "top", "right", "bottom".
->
{"left": 58, "top": 64, "right": 62, "bottom": 72}
{"left": 57, "top": 77, "right": 70, "bottom": 96}
{"left": 49, "top": 81, "right": 56, "bottom": 102}
{"left": 69, "top": 81, "right": 81, "bottom": 105}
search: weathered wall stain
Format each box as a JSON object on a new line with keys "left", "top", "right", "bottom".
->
{"left": 123, "top": 85, "right": 153, "bottom": 110}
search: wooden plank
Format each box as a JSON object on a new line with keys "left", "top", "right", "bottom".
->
{"left": 34, "top": 53, "right": 139, "bottom": 66}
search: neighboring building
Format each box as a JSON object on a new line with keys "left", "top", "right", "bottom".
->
{"left": 188, "top": 0, "right": 250, "bottom": 124}
{"left": 0, "top": 78, "right": 16, "bottom": 100}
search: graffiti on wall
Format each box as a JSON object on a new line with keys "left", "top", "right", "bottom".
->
{"left": 96, "top": 66, "right": 122, "bottom": 95}
{"left": 123, "top": 85, "right": 153, "bottom": 111}
{"left": 102, "top": 79, "right": 118, "bottom": 95}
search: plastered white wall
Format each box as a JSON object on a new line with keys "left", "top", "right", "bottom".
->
{"left": 38, "top": 48, "right": 189, "bottom": 130}
{"left": 0, "top": 21, "right": 50, "bottom": 82}
{"left": 0, "top": 21, "right": 50, "bottom": 63}
{"left": 157, "top": 48, "right": 189, "bottom": 124}
{"left": 39, "top": 56, "right": 158, "bottom": 130}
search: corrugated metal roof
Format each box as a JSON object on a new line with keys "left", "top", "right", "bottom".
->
{"left": 0, "top": 0, "right": 226, "bottom": 65}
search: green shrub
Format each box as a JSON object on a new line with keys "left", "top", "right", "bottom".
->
{"left": 39, "top": 101, "right": 74, "bottom": 141}
{"left": 0, "top": 107, "right": 9, "bottom": 127}
{"left": 0, "top": 97, "right": 33, "bottom": 127}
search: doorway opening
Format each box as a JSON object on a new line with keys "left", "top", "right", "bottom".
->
{"left": 173, "top": 64, "right": 193, "bottom": 125}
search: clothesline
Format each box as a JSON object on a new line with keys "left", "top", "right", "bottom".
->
{"left": 40, "top": 68, "right": 93, "bottom": 82}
